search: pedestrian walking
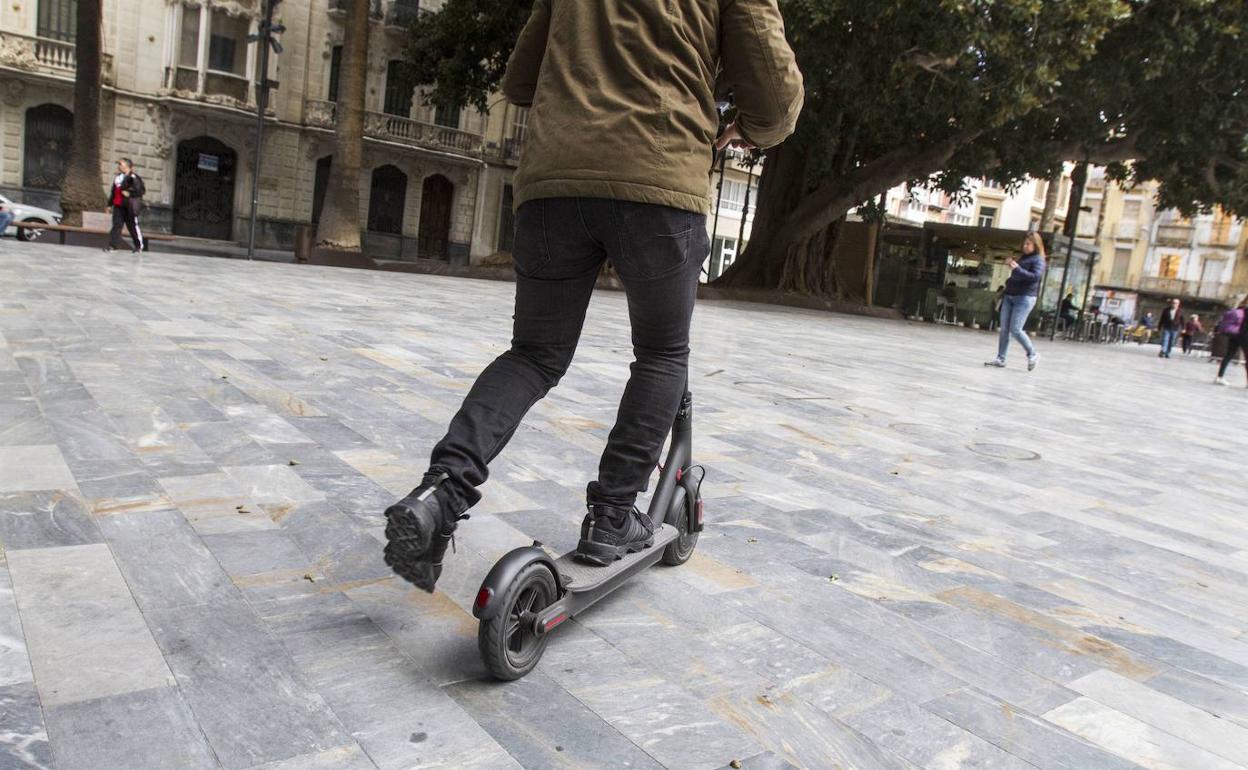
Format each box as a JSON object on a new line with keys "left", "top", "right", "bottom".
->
{"left": 379, "top": 0, "right": 803, "bottom": 592}
{"left": 1181, "top": 314, "right": 1203, "bottom": 355}
{"left": 0, "top": 199, "right": 13, "bottom": 239}
{"left": 105, "top": 158, "right": 145, "bottom": 253}
{"left": 1214, "top": 298, "right": 1248, "bottom": 386}
{"left": 1158, "top": 298, "right": 1184, "bottom": 358}
{"left": 985, "top": 232, "right": 1046, "bottom": 371}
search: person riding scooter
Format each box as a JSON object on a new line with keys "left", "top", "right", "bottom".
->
{"left": 382, "top": 0, "right": 804, "bottom": 592}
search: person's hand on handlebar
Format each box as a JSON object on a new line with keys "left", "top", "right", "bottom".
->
{"left": 715, "top": 123, "right": 755, "bottom": 151}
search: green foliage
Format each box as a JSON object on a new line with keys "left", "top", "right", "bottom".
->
{"left": 403, "top": 0, "right": 534, "bottom": 112}
{"left": 403, "top": 0, "right": 1248, "bottom": 219}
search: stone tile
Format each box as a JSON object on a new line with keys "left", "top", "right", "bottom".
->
{"left": 0, "top": 491, "right": 101, "bottom": 551}
{"left": 274, "top": 500, "right": 391, "bottom": 584}
{"left": 447, "top": 671, "right": 665, "bottom": 770}
{"left": 44, "top": 687, "right": 217, "bottom": 770}
{"left": 144, "top": 599, "right": 351, "bottom": 769}
{"left": 1067, "top": 669, "right": 1248, "bottom": 766}
{"left": 7, "top": 544, "right": 175, "bottom": 706}
{"left": 0, "top": 681, "right": 53, "bottom": 770}
{"left": 95, "top": 509, "right": 238, "bottom": 610}
{"left": 1043, "top": 697, "right": 1242, "bottom": 770}
{"left": 0, "top": 557, "right": 34, "bottom": 689}
{"left": 923, "top": 687, "right": 1138, "bottom": 770}
{"left": 222, "top": 464, "right": 325, "bottom": 505}
{"left": 243, "top": 745, "right": 377, "bottom": 770}
{"left": 350, "top": 704, "right": 522, "bottom": 770}
{"left": 0, "top": 446, "right": 76, "bottom": 493}
{"left": 202, "top": 529, "right": 312, "bottom": 577}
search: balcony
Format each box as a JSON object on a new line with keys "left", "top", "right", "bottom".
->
{"left": 386, "top": 0, "right": 425, "bottom": 27}
{"left": 1154, "top": 224, "right": 1194, "bottom": 247}
{"left": 305, "top": 99, "right": 484, "bottom": 157}
{"left": 1114, "top": 221, "right": 1144, "bottom": 240}
{"left": 0, "top": 30, "right": 115, "bottom": 84}
{"left": 1139, "top": 276, "right": 1247, "bottom": 301}
{"left": 328, "top": 0, "right": 384, "bottom": 19}
{"left": 164, "top": 67, "right": 253, "bottom": 107}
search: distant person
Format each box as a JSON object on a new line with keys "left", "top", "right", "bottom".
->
{"left": 1136, "top": 311, "right": 1155, "bottom": 345}
{"left": 1181, "top": 314, "right": 1203, "bottom": 355}
{"left": 105, "top": 158, "right": 145, "bottom": 254}
{"left": 1158, "top": 298, "right": 1185, "bottom": 358}
{"left": 991, "top": 285, "right": 1005, "bottom": 330}
{"left": 1214, "top": 298, "right": 1248, "bottom": 386}
{"left": 985, "top": 232, "right": 1046, "bottom": 371}
{"left": 1059, "top": 291, "right": 1077, "bottom": 329}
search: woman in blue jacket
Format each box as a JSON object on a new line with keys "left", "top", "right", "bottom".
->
{"left": 986, "top": 232, "right": 1046, "bottom": 371}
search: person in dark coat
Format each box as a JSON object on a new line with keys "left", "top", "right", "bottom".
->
{"left": 1157, "top": 298, "right": 1185, "bottom": 358}
{"left": 105, "top": 158, "right": 145, "bottom": 253}
{"left": 985, "top": 232, "right": 1046, "bottom": 371}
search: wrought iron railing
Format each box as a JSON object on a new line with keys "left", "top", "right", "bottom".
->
{"left": 304, "top": 99, "right": 484, "bottom": 156}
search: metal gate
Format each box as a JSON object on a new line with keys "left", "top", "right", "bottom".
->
{"left": 23, "top": 104, "right": 73, "bottom": 190}
{"left": 418, "top": 174, "right": 453, "bottom": 259}
{"left": 174, "top": 137, "right": 236, "bottom": 240}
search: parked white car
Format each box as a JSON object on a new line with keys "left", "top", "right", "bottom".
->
{"left": 0, "top": 194, "right": 62, "bottom": 241}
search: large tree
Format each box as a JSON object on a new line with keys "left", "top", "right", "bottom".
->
{"left": 316, "top": 0, "right": 371, "bottom": 251}
{"left": 405, "top": 0, "right": 1248, "bottom": 297}
{"left": 58, "top": 0, "right": 103, "bottom": 227}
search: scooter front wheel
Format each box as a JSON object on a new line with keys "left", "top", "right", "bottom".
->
{"left": 478, "top": 562, "right": 558, "bottom": 681}
{"left": 662, "top": 494, "right": 700, "bottom": 566}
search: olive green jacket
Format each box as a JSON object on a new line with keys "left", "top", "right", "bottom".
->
{"left": 501, "top": 0, "right": 803, "bottom": 215}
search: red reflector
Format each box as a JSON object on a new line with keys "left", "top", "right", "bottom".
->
{"left": 544, "top": 613, "right": 568, "bottom": 630}
{"left": 677, "top": 467, "right": 684, "bottom": 481}
{"left": 475, "top": 588, "right": 492, "bottom": 609}
{"left": 695, "top": 500, "right": 704, "bottom": 524}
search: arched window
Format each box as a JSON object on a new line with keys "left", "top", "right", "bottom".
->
{"left": 23, "top": 104, "right": 73, "bottom": 190}
{"left": 368, "top": 165, "right": 408, "bottom": 234}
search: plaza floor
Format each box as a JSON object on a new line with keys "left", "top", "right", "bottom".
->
{"left": 2, "top": 241, "right": 1247, "bottom": 770}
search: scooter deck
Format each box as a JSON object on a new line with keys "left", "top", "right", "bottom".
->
{"left": 554, "top": 524, "right": 679, "bottom": 590}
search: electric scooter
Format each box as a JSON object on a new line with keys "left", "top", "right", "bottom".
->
{"left": 471, "top": 389, "right": 705, "bottom": 681}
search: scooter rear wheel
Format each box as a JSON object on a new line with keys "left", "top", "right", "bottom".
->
{"left": 478, "top": 563, "right": 558, "bottom": 681}
{"left": 661, "top": 494, "right": 700, "bottom": 566}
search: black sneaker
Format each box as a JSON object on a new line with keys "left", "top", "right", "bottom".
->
{"left": 575, "top": 506, "right": 655, "bottom": 566}
{"left": 383, "top": 474, "right": 468, "bottom": 593}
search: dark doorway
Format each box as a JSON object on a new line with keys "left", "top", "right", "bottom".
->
{"left": 418, "top": 174, "right": 453, "bottom": 259}
{"left": 312, "top": 155, "right": 332, "bottom": 224}
{"left": 367, "top": 164, "right": 407, "bottom": 234}
{"left": 173, "top": 136, "right": 236, "bottom": 240}
{"left": 23, "top": 104, "right": 73, "bottom": 190}
{"left": 328, "top": 45, "right": 342, "bottom": 101}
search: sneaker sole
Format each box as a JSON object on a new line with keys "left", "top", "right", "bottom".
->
{"left": 383, "top": 503, "right": 438, "bottom": 592}
{"left": 573, "top": 535, "right": 655, "bottom": 567}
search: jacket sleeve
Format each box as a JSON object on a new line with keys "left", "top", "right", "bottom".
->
{"left": 501, "top": 0, "right": 551, "bottom": 108}
{"left": 1018, "top": 256, "right": 1046, "bottom": 280}
{"left": 719, "top": 0, "right": 804, "bottom": 149}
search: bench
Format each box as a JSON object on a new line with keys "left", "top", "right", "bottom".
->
{"left": 13, "top": 221, "right": 177, "bottom": 246}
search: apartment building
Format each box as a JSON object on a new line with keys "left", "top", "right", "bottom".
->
{"left": 0, "top": 0, "right": 526, "bottom": 263}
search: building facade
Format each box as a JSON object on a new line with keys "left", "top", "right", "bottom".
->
{"left": 0, "top": 0, "right": 521, "bottom": 263}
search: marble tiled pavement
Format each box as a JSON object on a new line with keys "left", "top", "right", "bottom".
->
{"left": 2, "top": 241, "right": 1247, "bottom": 770}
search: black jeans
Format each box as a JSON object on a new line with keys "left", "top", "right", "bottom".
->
{"left": 109, "top": 205, "right": 142, "bottom": 250}
{"left": 1218, "top": 336, "right": 1248, "bottom": 379}
{"left": 428, "top": 197, "right": 707, "bottom": 514}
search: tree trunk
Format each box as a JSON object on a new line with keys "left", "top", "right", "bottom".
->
{"left": 59, "top": 0, "right": 103, "bottom": 227}
{"left": 316, "top": 0, "right": 370, "bottom": 250}
{"left": 717, "top": 132, "right": 976, "bottom": 296}
{"left": 1038, "top": 170, "right": 1061, "bottom": 233}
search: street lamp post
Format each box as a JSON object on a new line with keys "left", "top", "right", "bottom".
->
{"left": 246, "top": 0, "right": 284, "bottom": 262}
